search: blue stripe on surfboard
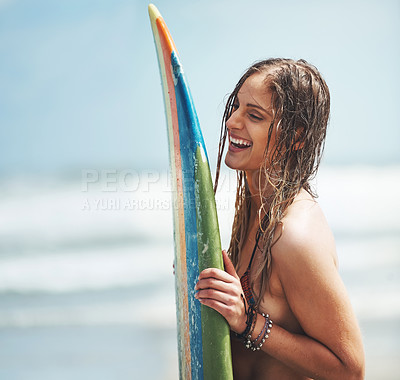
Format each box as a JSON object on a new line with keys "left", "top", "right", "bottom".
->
{"left": 172, "top": 50, "right": 204, "bottom": 379}
{"left": 171, "top": 51, "right": 209, "bottom": 162}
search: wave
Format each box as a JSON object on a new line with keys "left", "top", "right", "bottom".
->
{"left": 0, "top": 243, "right": 173, "bottom": 294}
{"left": 0, "top": 288, "right": 177, "bottom": 328}
{"left": 0, "top": 281, "right": 397, "bottom": 329}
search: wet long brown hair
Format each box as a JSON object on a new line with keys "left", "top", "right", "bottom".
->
{"left": 214, "top": 58, "right": 330, "bottom": 307}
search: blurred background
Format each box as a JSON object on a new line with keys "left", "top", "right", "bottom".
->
{"left": 0, "top": 0, "right": 399, "bottom": 379}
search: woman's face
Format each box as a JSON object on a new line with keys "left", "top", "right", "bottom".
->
{"left": 225, "top": 72, "right": 276, "bottom": 172}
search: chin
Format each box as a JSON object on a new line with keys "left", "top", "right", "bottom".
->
{"left": 224, "top": 155, "right": 241, "bottom": 171}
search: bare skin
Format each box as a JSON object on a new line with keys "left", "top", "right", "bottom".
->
{"left": 196, "top": 190, "right": 365, "bottom": 379}
{"left": 195, "top": 72, "right": 365, "bottom": 379}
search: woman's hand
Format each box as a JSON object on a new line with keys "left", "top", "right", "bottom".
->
{"left": 195, "top": 250, "right": 247, "bottom": 334}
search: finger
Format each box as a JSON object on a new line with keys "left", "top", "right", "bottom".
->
{"left": 197, "top": 297, "right": 241, "bottom": 326}
{"left": 196, "top": 297, "right": 230, "bottom": 316}
{"left": 222, "top": 250, "right": 239, "bottom": 279}
{"left": 195, "top": 277, "right": 236, "bottom": 294}
{"left": 198, "top": 267, "right": 234, "bottom": 283}
{"left": 195, "top": 288, "right": 234, "bottom": 305}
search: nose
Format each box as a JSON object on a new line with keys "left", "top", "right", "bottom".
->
{"left": 226, "top": 108, "right": 243, "bottom": 131}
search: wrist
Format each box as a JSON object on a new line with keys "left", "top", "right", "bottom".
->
{"left": 234, "top": 302, "right": 257, "bottom": 339}
{"left": 233, "top": 293, "right": 250, "bottom": 335}
{"left": 234, "top": 312, "right": 248, "bottom": 335}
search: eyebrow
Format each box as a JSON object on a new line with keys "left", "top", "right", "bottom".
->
{"left": 246, "top": 103, "right": 273, "bottom": 117}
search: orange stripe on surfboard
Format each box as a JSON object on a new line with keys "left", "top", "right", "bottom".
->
{"left": 156, "top": 16, "right": 192, "bottom": 380}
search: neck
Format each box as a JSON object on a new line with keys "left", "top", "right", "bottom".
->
{"left": 245, "top": 169, "right": 274, "bottom": 217}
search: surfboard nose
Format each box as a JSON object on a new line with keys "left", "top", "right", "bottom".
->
{"left": 148, "top": 3, "right": 178, "bottom": 57}
{"left": 148, "top": 4, "right": 161, "bottom": 23}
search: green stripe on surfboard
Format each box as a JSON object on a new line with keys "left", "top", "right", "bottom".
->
{"left": 195, "top": 145, "right": 233, "bottom": 379}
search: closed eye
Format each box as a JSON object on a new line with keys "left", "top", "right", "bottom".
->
{"left": 249, "top": 113, "right": 263, "bottom": 121}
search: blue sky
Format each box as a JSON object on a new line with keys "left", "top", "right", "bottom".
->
{"left": 0, "top": 0, "right": 399, "bottom": 176}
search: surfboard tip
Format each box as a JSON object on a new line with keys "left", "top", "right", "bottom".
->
{"left": 148, "top": 4, "right": 162, "bottom": 23}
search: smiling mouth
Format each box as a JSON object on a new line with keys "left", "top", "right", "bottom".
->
{"left": 229, "top": 135, "right": 252, "bottom": 149}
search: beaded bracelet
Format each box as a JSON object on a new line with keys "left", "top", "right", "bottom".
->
{"left": 253, "top": 314, "right": 269, "bottom": 344}
{"left": 245, "top": 313, "right": 273, "bottom": 351}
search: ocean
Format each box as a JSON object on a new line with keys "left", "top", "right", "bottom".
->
{"left": 0, "top": 165, "right": 399, "bottom": 379}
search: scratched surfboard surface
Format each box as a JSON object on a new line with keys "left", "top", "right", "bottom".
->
{"left": 148, "top": 4, "right": 233, "bottom": 380}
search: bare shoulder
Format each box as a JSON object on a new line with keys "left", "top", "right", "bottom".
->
{"left": 272, "top": 189, "right": 338, "bottom": 268}
{"left": 269, "top": 190, "right": 364, "bottom": 371}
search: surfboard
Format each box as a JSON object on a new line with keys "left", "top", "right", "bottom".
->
{"left": 148, "top": 4, "right": 233, "bottom": 380}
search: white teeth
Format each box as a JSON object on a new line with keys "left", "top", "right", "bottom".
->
{"left": 230, "top": 136, "right": 252, "bottom": 147}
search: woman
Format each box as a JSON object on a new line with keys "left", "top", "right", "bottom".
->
{"left": 195, "top": 59, "right": 365, "bottom": 379}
